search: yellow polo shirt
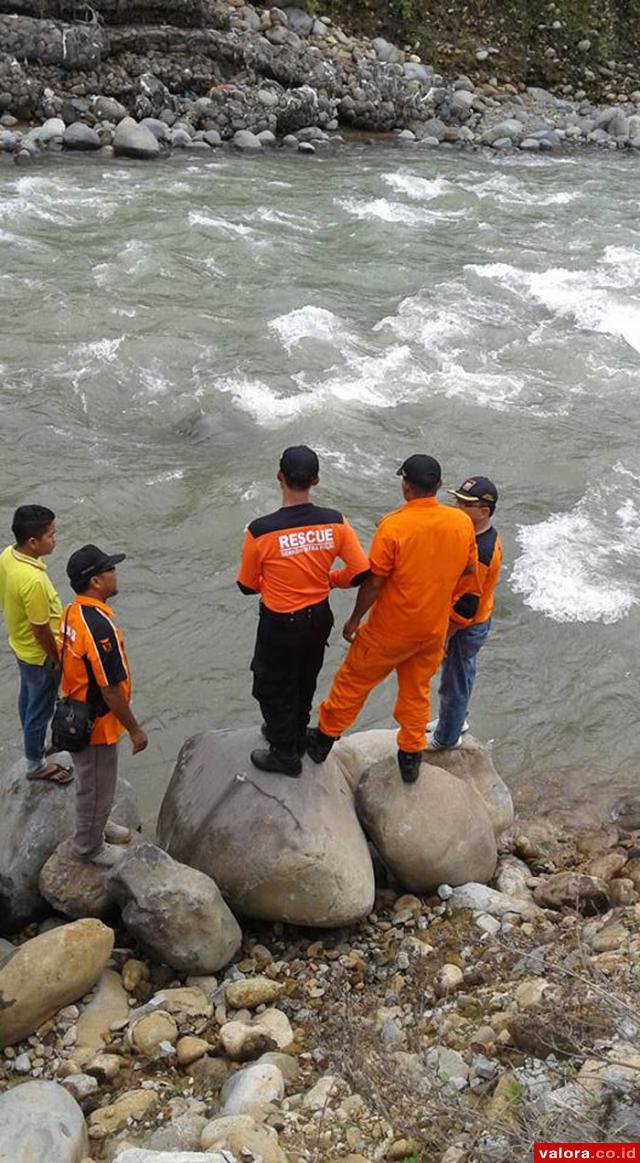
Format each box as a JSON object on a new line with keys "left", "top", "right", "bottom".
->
{"left": 0, "top": 546, "right": 62, "bottom": 665}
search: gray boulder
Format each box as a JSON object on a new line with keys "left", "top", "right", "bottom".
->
{"left": 39, "top": 837, "right": 118, "bottom": 918}
{"left": 157, "top": 727, "right": 375, "bottom": 927}
{"left": 0, "top": 1080, "right": 88, "bottom": 1162}
{"left": 371, "top": 36, "right": 404, "bottom": 64}
{"left": 108, "top": 843, "right": 242, "bottom": 972}
{"left": 232, "top": 130, "right": 263, "bottom": 151}
{"left": 285, "top": 6, "right": 313, "bottom": 34}
{"left": 63, "top": 122, "right": 101, "bottom": 150}
{"left": 481, "top": 118, "right": 524, "bottom": 145}
{"left": 202, "top": 129, "right": 222, "bottom": 147}
{"left": 171, "top": 128, "right": 193, "bottom": 148}
{"left": 403, "top": 62, "right": 432, "bottom": 83}
{"left": 39, "top": 116, "right": 65, "bottom": 143}
{"left": 0, "top": 130, "right": 18, "bottom": 151}
{"left": 0, "top": 758, "right": 139, "bottom": 931}
{"left": 139, "top": 117, "right": 171, "bottom": 142}
{"left": 355, "top": 753, "right": 498, "bottom": 892}
{"left": 113, "top": 118, "right": 161, "bottom": 159}
{"left": 93, "top": 96, "right": 127, "bottom": 123}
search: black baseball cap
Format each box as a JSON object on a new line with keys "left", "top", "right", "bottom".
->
{"left": 449, "top": 476, "right": 498, "bottom": 510}
{"left": 279, "top": 445, "right": 319, "bottom": 485}
{"left": 67, "top": 544, "right": 126, "bottom": 591}
{"left": 396, "top": 454, "right": 442, "bottom": 488}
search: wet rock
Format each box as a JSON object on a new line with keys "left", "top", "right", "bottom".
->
{"left": 63, "top": 122, "right": 101, "bottom": 150}
{"left": 220, "top": 1061, "right": 285, "bottom": 1115}
{"left": 108, "top": 843, "right": 241, "bottom": 973}
{"left": 0, "top": 758, "right": 138, "bottom": 931}
{"left": 0, "top": 1080, "right": 88, "bottom": 1161}
{"left": 355, "top": 753, "right": 497, "bottom": 892}
{"left": 533, "top": 872, "right": 610, "bottom": 914}
{"left": 157, "top": 727, "right": 374, "bottom": 927}
{"left": 113, "top": 117, "right": 160, "bottom": 159}
{"left": 0, "top": 918, "right": 114, "bottom": 1048}
{"left": 482, "top": 118, "right": 524, "bottom": 145}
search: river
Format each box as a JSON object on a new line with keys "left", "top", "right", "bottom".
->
{"left": 1, "top": 145, "right": 639, "bottom": 827}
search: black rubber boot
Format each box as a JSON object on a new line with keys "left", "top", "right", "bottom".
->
{"left": 306, "top": 727, "right": 337, "bottom": 764}
{"left": 397, "top": 749, "right": 422, "bottom": 784}
{"left": 251, "top": 747, "right": 302, "bottom": 778}
{"left": 261, "top": 723, "right": 306, "bottom": 756}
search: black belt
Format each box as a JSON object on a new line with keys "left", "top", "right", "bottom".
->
{"left": 259, "top": 598, "right": 330, "bottom": 623}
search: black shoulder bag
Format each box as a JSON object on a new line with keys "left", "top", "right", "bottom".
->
{"left": 51, "top": 606, "right": 95, "bottom": 753}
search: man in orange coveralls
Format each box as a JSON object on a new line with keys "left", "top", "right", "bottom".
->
{"left": 306, "top": 454, "right": 479, "bottom": 783}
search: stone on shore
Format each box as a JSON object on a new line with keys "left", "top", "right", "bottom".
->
{"left": 226, "top": 975, "right": 283, "bottom": 1009}
{"left": 232, "top": 129, "right": 263, "bottom": 151}
{"left": 75, "top": 968, "right": 129, "bottom": 1060}
{"left": 220, "top": 1061, "right": 285, "bottom": 1115}
{"left": 39, "top": 837, "right": 116, "bottom": 917}
{"left": 355, "top": 754, "right": 497, "bottom": 892}
{"left": 448, "top": 882, "right": 542, "bottom": 917}
{"left": 0, "top": 758, "right": 139, "bottom": 931}
{"left": 115, "top": 1152, "right": 242, "bottom": 1162}
{"left": 113, "top": 117, "right": 161, "bottom": 159}
{"left": 0, "top": 918, "right": 114, "bottom": 1048}
{"left": 202, "top": 1112, "right": 289, "bottom": 1160}
{"left": 157, "top": 727, "right": 375, "bottom": 927}
{"left": 93, "top": 96, "right": 127, "bottom": 123}
{"left": 63, "top": 122, "right": 101, "bottom": 150}
{"left": 108, "top": 842, "right": 242, "bottom": 973}
{"left": 87, "top": 1089, "right": 156, "bottom": 1138}
{"left": 533, "top": 872, "right": 610, "bottom": 914}
{"left": 0, "top": 1079, "right": 88, "bottom": 1162}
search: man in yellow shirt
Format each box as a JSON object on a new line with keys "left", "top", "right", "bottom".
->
{"left": 0, "top": 505, "right": 70, "bottom": 783}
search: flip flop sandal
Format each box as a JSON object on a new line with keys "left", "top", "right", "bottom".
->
{"left": 26, "top": 762, "right": 73, "bottom": 785}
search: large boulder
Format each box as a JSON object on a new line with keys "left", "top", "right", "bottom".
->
{"left": 39, "top": 837, "right": 119, "bottom": 918}
{"left": 335, "top": 729, "right": 513, "bottom": 836}
{"left": 0, "top": 758, "right": 139, "bottom": 931}
{"left": 113, "top": 117, "right": 161, "bottom": 159}
{"left": 0, "top": 1080, "right": 88, "bottom": 1162}
{"left": 355, "top": 754, "right": 497, "bottom": 892}
{"left": 108, "top": 843, "right": 242, "bottom": 973}
{"left": 157, "top": 727, "right": 375, "bottom": 927}
{"left": 63, "top": 122, "right": 101, "bottom": 150}
{"left": 0, "top": 918, "right": 114, "bottom": 1048}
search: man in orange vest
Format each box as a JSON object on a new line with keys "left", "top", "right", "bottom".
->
{"left": 237, "top": 446, "right": 370, "bottom": 777}
{"left": 60, "top": 545, "right": 148, "bottom": 866}
{"left": 307, "top": 455, "right": 479, "bottom": 783}
{"left": 428, "top": 475, "right": 502, "bottom": 750}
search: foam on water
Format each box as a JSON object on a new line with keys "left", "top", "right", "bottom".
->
{"left": 382, "top": 173, "right": 454, "bottom": 200}
{"left": 269, "top": 305, "right": 352, "bottom": 354}
{"left": 217, "top": 344, "right": 415, "bottom": 425}
{"left": 468, "top": 172, "right": 580, "bottom": 207}
{"left": 469, "top": 250, "right": 640, "bottom": 355}
{"left": 511, "top": 467, "right": 640, "bottom": 623}
{"left": 73, "top": 338, "right": 124, "bottom": 363}
{"left": 338, "top": 196, "right": 463, "bottom": 226}
{"left": 252, "top": 206, "right": 316, "bottom": 233}
{"left": 188, "top": 210, "right": 265, "bottom": 243}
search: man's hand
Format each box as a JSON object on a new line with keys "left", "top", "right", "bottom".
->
{"left": 129, "top": 727, "right": 148, "bottom": 754}
{"left": 343, "top": 616, "right": 360, "bottom": 643}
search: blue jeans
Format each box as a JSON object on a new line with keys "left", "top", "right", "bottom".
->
{"left": 17, "top": 658, "right": 58, "bottom": 771}
{"left": 435, "top": 618, "right": 492, "bottom": 746}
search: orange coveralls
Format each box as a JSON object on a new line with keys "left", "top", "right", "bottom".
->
{"left": 318, "top": 496, "right": 479, "bottom": 752}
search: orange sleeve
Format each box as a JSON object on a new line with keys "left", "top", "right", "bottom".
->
{"left": 329, "top": 519, "right": 371, "bottom": 589}
{"left": 236, "top": 529, "right": 261, "bottom": 594}
{"left": 368, "top": 518, "right": 396, "bottom": 577}
{"left": 450, "top": 529, "right": 481, "bottom": 625}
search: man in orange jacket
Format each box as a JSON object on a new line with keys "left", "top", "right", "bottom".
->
{"left": 428, "top": 475, "right": 502, "bottom": 750}
{"left": 307, "top": 455, "right": 479, "bottom": 783}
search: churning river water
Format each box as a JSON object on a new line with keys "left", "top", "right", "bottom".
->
{"left": 1, "top": 145, "right": 640, "bottom": 827}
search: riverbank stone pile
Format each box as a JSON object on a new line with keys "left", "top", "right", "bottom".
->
{"left": 3, "top": 0, "right": 640, "bottom": 162}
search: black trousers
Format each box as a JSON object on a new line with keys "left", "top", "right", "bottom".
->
{"left": 251, "top": 599, "right": 334, "bottom": 754}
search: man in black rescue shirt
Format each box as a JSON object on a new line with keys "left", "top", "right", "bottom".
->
{"left": 237, "top": 446, "right": 370, "bottom": 777}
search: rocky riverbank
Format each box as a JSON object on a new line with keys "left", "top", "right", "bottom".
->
{"left": 3, "top": 0, "right": 640, "bottom": 162}
{"left": 1, "top": 727, "right": 640, "bottom": 1161}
